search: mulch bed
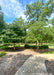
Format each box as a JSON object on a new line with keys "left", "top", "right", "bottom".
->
{"left": 45, "top": 59, "right": 54, "bottom": 75}
{"left": 0, "top": 47, "right": 25, "bottom": 52}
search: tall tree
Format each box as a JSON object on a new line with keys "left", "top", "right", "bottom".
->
{"left": 0, "top": 6, "right": 4, "bottom": 33}
{"left": 51, "top": 18, "right": 54, "bottom": 26}
{"left": 24, "top": 0, "right": 54, "bottom": 22}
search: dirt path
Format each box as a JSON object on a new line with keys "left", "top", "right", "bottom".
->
{"left": 6, "top": 49, "right": 40, "bottom": 55}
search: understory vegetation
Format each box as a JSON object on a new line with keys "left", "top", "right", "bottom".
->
{"left": 24, "top": 44, "right": 49, "bottom": 49}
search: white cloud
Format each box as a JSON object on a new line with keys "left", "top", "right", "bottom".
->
{"left": 0, "top": 0, "right": 25, "bottom": 19}
{"left": 30, "top": 1, "right": 33, "bottom": 4}
{"left": 49, "top": 13, "right": 54, "bottom": 20}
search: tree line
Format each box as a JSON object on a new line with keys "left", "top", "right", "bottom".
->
{"left": 0, "top": 0, "right": 54, "bottom": 49}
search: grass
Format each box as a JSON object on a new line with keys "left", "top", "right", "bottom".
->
{"left": 43, "top": 45, "right": 54, "bottom": 54}
{"left": 0, "top": 51, "right": 6, "bottom": 57}
{"left": 49, "top": 46, "right": 54, "bottom": 49}
{"left": 43, "top": 49, "right": 54, "bottom": 54}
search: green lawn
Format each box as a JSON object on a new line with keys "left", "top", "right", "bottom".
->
{"left": 43, "top": 49, "right": 54, "bottom": 54}
{"left": 43, "top": 45, "right": 54, "bottom": 54}
{"left": 49, "top": 46, "right": 54, "bottom": 49}
{"left": 0, "top": 51, "right": 6, "bottom": 57}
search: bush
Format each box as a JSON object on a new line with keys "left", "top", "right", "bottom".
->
{"left": 39, "top": 45, "right": 49, "bottom": 49}
{"left": 3, "top": 43, "right": 10, "bottom": 46}
{"left": 30, "top": 45, "right": 37, "bottom": 49}
{"left": 0, "top": 51, "right": 6, "bottom": 57}
{"left": 0, "top": 45, "right": 9, "bottom": 49}
{"left": 24, "top": 44, "right": 36, "bottom": 49}
{"left": 25, "top": 44, "right": 49, "bottom": 49}
{"left": 24, "top": 44, "right": 30, "bottom": 48}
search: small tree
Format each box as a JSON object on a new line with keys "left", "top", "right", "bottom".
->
{"left": 2, "top": 29, "right": 22, "bottom": 50}
{"left": 1, "top": 17, "right": 25, "bottom": 50}
{"left": 26, "top": 21, "right": 53, "bottom": 49}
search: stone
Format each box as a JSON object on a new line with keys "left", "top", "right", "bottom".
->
{"left": 15, "top": 55, "right": 48, "bottom": 75}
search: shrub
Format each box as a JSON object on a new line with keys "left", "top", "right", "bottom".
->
{"left": 30, "top": 45, "right": 37, "bottom": 49}
{"left": 0, "top": 51, "right": 6, "bottom": 57}
{"left": 25, "top": 44, "right": 49, "bottom": 49}
{"left": 24, "top": 44, "right": 37, "bottom": 49}
{"left": 24, "top": 44, "right": 30, "bottom": 48}
{"left": 3, "top": 43, "right": 10, "bottom": 46}
{"left": 0, "top": 45, "right": 9, "bottom": 49}
{"left": 39, "top": 45, "right": 49, "bottom": 49}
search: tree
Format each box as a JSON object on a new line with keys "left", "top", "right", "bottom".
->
{"left": 51, "top": 26, "right": 54, "bottom": 42}
{"left": 26, "top": 21, "right": 53, "bottom": 49}
{"left": 2, "top": 29, "right": 21, "bottom": 50}
{"left": 0, "top": 6, "right": 5, "bottom": 43}
{"left": 26, "top": 21, "right": 45, "bottom": 48}
{"left": 0, "top": 6, "right": 5, "bottom": 33}
{"left": 1, "top": 17, "right": 25, "bottom": 50}
{"left": 51, "top": 18, "right": 54, "bottom": 26}
{"left": 24, "top": 0, "right": 54, "bottom": 23}
{"left": 11, "top": 17, "right": 26, "bottom": 36}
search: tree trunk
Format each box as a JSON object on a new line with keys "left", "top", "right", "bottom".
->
{"left": 19, "top": 43, "right": 21, "bottom": 47}
{"left": 13, "top": 43, "right": 15, "bottom": 50}
{"left": 36, "top": 41, "right": 39, "bottom": 50}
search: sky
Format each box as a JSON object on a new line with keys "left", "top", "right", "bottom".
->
{"left": 0, "top": 0, "right": 54, "bottom": 23}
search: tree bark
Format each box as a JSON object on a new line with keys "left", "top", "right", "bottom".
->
{"left": 36, "top": 41, "right": 39, "bottom": 50}
{"left": 19, "top": 43, "right": 21, "bottom": 47}
{"left": 13, "top": 43, "right": 15, "bottom": 50}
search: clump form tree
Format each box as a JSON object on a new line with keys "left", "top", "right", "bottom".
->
{"left": 24, "top": 0, "right": 54, "bottom": 49}
{"left": 26, "top": 21, "right": 53, "bottom": 49}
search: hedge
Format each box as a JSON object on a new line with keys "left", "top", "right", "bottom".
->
{"left": 24, "top": 44, "right": 49, "bottom": 49}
